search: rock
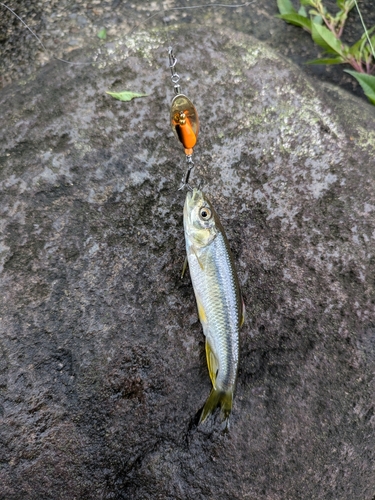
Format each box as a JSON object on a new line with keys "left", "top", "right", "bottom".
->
{"left": 0, "top": 25, "right": 375, "bottom": 499}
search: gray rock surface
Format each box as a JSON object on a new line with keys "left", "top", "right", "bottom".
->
{"left": 1, "top": 25, "right": 375, "bottom": 499}
{"left": 2, "top": 0, "right": 375, "bottom": 99}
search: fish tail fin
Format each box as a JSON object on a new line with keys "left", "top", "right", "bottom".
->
{"left": 199, "top": 388, "right": 233, "bottom": 428}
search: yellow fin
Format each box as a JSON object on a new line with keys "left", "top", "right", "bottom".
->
{"left": 239, "top": 297, "right": 245, "bottom": 328}
{"left": 205, "top": 339, "right": 218, "bottom": 387}
{"left": 199, "top": 388, "right": 233, "bottom": 429}
{"left": 196, "top": 295, "right": 207, "bottom": 325}
{"left": 181, "top": 256, "right": 188, "bottom": 279}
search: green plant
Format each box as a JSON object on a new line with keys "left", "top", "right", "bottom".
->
{"left": 277, "top": 0, "right": 375, "bottom": 105}
{"left": 106, "top": 91, "right": 149, "bottom": 102}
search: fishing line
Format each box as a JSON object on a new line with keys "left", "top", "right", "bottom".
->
{"left": 1, "top": 2, "right": 48, "bottom": 52}
{"left": 1, "top": 1, "right": 253, "bottom": 188}
{"left": 1, "top": 0, "right": 253, "bottom": 190}
{"left": 0, "top": 1, "right": 254, "bottom": 67}
{"left": 353, "top": 0, "right": 375, "bottom": 60}
{"left": 0, "top": 1, "right": 89, "bottom": 66}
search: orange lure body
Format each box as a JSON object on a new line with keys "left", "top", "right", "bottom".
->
{"left": 170, "top": 94, "right": 199, "bottom": 156}
{"left": 173, "top": 111, "right": 197, "bottom": 155}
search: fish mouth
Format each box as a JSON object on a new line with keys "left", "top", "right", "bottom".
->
{"left": 184, "top": 188, "right": 203, "bottom": 228}
{"left": 186, "top": 188, "right": 204, "bottom": 208}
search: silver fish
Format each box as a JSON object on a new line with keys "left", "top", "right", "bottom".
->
{"left": 183, "top": 189, "right": 244, "bottom": 427}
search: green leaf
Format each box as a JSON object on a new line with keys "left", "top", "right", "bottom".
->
{"left": 348, "top": 27, "right": 374, "bottom": 55}
{"left": 276, "top": 0, "right": 296, "bottom": 15}
{"left": 300, "top": 0, "right": 313, "bottom": 5}
{"left": 337, "top": 0, "right": 354, "bottom": 9}
{"left": 349, "top": 27, "right": 375, "bottom": 60}
{"left": 97, "top": 28, "right": 107, "bottom": 40}
{"left": 344, "top": 70, "right": 375, "bottom": 105}
{"left": 312, "top": 15, "right": 323, "bottom": 25}
{"left": 298, "top": 6, "right": 307, "bottom": 17}
{"left": 344, "top": 0, "right": 355, "bottom": 11}
{"left": 349, "top": 36, "right": 366, "bottom": 56}
{"left": 311, "top": 22, "right": 344, "bottom": 55}
{"left": 360, "top": 24, "right": 375, "bottom": 40}
{"left": 363, "top": 46, "right": 372, "bottom": 61}
{"left": 106, "top": 90, "right": 149, "bottom": 102}
{"left": 307, "top": 56, "right": 345, "bottom": 64}
{"left": 277, "top": 13, "right": 312, "bottom": 30}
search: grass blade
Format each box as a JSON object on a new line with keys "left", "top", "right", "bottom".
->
{"left": 354, "top": 0, "right": 375, "bottom": 60}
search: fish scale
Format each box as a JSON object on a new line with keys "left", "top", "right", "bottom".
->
{"left": 195, "top": 233, "right": 239, "bottom": 389}
{"left": 183, "top": 189, "right": 244, "bottom": 426}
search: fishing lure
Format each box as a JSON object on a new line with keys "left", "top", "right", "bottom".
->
{"left": 168, "top": 47, "right": 199, "bottom": 189}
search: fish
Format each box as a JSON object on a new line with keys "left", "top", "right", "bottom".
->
{"left": 183, "top": 188, "right": 245, "bottom": 428}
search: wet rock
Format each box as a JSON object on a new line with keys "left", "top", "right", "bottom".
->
{"left": 0, "top": 26, "right": 375, "bottom": 499}
{"left": 2, "top": 1, "right": 375, "bottom": 100}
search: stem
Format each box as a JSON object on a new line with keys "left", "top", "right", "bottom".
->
{"left": 365, "top": 54, "right": 374, "bottom": 74}
{"left": 348, "top": 56, "right": 364, "bottom": 73}
{"left": 367, "top": 60, "right": 375, "bottom": 75}
{"left": 320, "top": 13, "right": 337, "bottom": 37}
{"left": 319, "top": 8, "right": 340, "bottom": 38}
{"left": 337, "top": 9, "right": 350, "bottom": 39}
{"left": 314, "top": 0, "right": 335, "bottom": 34}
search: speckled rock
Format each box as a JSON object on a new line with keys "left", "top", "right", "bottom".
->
{"left": 0, "top": 26, "right": 375, "bottom": 500}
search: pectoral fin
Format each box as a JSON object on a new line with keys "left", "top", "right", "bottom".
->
{"left": 192, "top": 247, "right": 204, "bottom": 270}
{"left": 205, "top": 339, "right": 218, "bottom": 388}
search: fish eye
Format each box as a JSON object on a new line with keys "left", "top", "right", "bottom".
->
{"left": 199, "top": 207, "right": 212, "bottom": 221}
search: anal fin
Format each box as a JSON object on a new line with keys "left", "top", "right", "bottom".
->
{"left": 195, "top": 295, "right": 207, "bottom": 326}
{"left": 205, "top": 339, "right": 218, "bottom": 387}
{"left": 181, "top": 256, "right": 188, "bottom": 279}
{"left": 240, "top": 298, "right": 246, "bottom": 328}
